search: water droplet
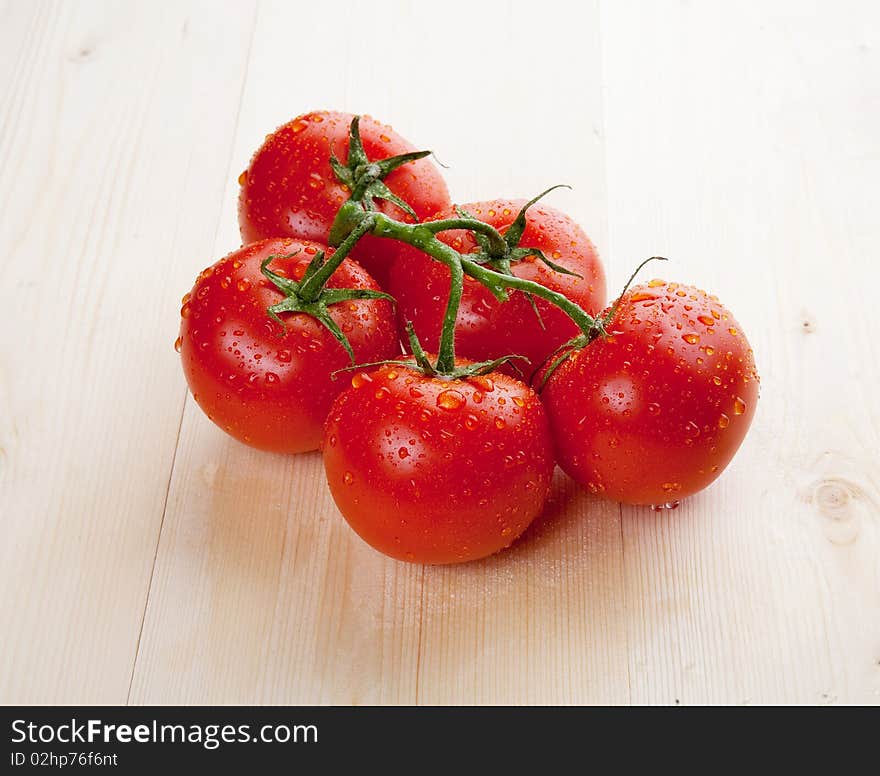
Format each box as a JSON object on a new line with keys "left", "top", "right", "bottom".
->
{"left": 494, "top": 417, "right": 506, "bottom": 429}
{"left": 308, "top": 172, "right": 323, "bottom": 189}
{"left": 276, "top": 349, "right": 291, "bottom": 363}
{"left": 398, "top": 447, "right": 409, "bottom": 459}
{"left": 684, "top": 421, "right": 700, "bottom": 438}
{"left": 662, "top": 482, "right": 681, "bottom": 493}
{"left": 219, "top": 275, "right": 231, "bottom": 289}
{"left": 180, "top": 302, "right": 191, "bottom": 318}
{"left": 512, "top": 395, "right": 525, "bottom": 407}
{"left": 729, "top": 327, "right": 739, "bottom": 336}
{"left": 648, "top": 279, "right": 665, "bottom": 288}
{"left": 718, "top": 413, "right": 730, "bottom": 429}
{"left": 647, "top": 402, "right": 661, "bottom": 415}
{"left": 697, "top": 314, "right": 714, "bottom": 326}
{"left": 470, "top": 375, "right": 495, "bottom": 392}
{"left": 374, "top": 386, "right": 391, "bottom": 400}
{"left": 352, "top": 372, "right": 373, "bottom": 389}
{"left": 379, "top": 133, "right": 391, "bottom": 143}
{"left": 464, "top": 414, "right": 479, "bottom": 430}
{"left": 265, "top": 372, "right": 279, "bottom": 384}
{"left": 733, "top": 396, "right": 747, "bottom": 415}
{"left": 238, "top": 170, "right": 247, "bottom": 186}
{"left": 291, "top": 119, "right": 308, "bottom": 133}
{"left": 409, "top": 386, "right": 423, "bottom": 398}
{"left": 436, "top": 389, "right": 465, "bottom": 410}
{"left": 237, "top": 278, "right": 251, "bottom": 292}
{"left": 173, "top": 336, "right": 182, "bottom": 353}
{"left": 651, "top": 500, "right": 680, "bottom": 511}
{"left": 682, "top": 333, "right": 700, "bottom": 345}
{"left": 343, "top": 471, "right": 354, "bottom": 485}
{"left": 501, "top": 526, "right": 512, "bottom": 537}
{"left": 713, "top": 375, "right": 722, "bottom": 386}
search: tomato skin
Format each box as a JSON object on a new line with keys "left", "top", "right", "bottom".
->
{"left": 323, "top": 366, "right": 555, "bottom": 564}
{"left": 178, "top": 238, "right": 399, "bottom": 454}
{"left": 387, "top": 199, "right": 606, "bottom": 375}
{"left": 238, "top": 110, "right": 450, "bottom": 287}
{"left": 540, "top": 281, "right": 759, "bottom": 505}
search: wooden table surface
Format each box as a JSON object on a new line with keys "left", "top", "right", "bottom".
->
{"left": 1, "top": 0, "right": 878, "bottom": 706}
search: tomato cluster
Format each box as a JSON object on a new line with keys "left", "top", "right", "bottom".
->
{"left": 177, "top": 110, "right": 759, "bottom": 565}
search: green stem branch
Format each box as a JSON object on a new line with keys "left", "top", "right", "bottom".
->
{"left": 298, "top": 214, "right": 377, "bottom": 301}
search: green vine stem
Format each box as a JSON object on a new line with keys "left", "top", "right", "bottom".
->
{"left": 274, "top": 115, "right": 653, "bottom": 376}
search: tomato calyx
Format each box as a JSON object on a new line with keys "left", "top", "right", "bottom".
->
{"left": 327, "top": 116, "right": 432, "bottom": 246}
{"left": 335, "top": 322, "right": 526, "bottom": 382}
{"left": 260, "top": 250, "right": 393, "bottom": 362}
{"left": 535, "top": 255, "right": 669, "bottom": 389}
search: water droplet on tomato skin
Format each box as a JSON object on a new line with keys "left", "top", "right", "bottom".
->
{"left": 351, "top": 372, "right": 372, "bottom": 389}
{"left": 343, "top": 471, "right": 354, "bottom": 485}
{"left": 398, "top": 447, "right": 409, "bottom": 459}
{"left": 661, "top": 482, "right": 681, "bottom": 493}
{"left": 436, "top": 389, "right": 465, "bottom": 411}
{"left": 265, "top": 372, "right": 279, "bottom": 384}
{"left": 374, "top": 386, "right": 391, "bottom": 401}
{"left": 173, "top": 336, "right": 182, "bottom": 353}
{"left": 180, "top": 302, "right": 192, "bottom": 319}
{"left": 712, "top": 375, "right": 722, "bottom": 386}
{"left": 733, "top": 397, "right": 747, "bottom": 415}
{"left": 682, "top": 333, "right": 700, "bottom": 345}
{"left": 494, "top": 417, "right": 506, "bottom": 430}
{"left": 464, "top": 414, "right": 479, "bottom": 431}
{"left": 684, "top": 421, "right": 700, "bottom": 438}
{"left": 470, "top": 375, "right": 495, "bottom": 392}
{"left": 236, "top": 278, "right": 251, "bottom": 292}
{"left": 697, "top": 314, "right": 714, "bottom": 326}
{"left": 718, "top": 413, "right": 730, "bottom": 429}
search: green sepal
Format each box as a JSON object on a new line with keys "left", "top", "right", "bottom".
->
{"left": 364, "top": 178, "right": 419, "bottom": 221}
{"left": 404, "top": 321, "right": 436, "bottom": 375}
{"left": 326, "top": 116, "right": 432, "bottom": 232}
{"left": 509, "top": 246, "right": 582, "bottom": 278}
{"left": 260, "top": 250, "right": 393, "bottom": 363}
{"left": 320, "top": 287, "right": 396, "bottom": 309}
{"left": 374, "top": 149, "right": 432, "bottom": 178}
{"left": 504, "top": 184, "right": 571, "bottom": 249}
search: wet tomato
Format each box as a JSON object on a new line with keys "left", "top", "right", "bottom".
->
{"left": 540, "top": 280, "right": 759, "bottom": 506}
{"left": 323, "top": 365, "right": 555, "bottom": 563}
{"left": 178, "top": 238, "right": 399, "bottom": 453}
{"left": 387, "top": 199, "right": 606, "bottom": 376}
{"left": 238, "top": 110, "right": 450, "bottom": 287}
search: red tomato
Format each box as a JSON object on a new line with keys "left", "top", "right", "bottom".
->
{"left": 238, "top": 110, "right": 450, "bottom": 287}
{"left": 540, "top": 281, "right": 759, "bottom": 506}
{"left": 387, "top": 199, "right": 606, "bottom": 375}
{"left": 323, "top": 366, "right": 555, "bottom": 563}
{"left": 177, "top": 238, "right": 399, "bottom": 453}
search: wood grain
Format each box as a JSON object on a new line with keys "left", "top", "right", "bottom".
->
{"left": 602, "top": 0, "right": 880, "bottom": 704}
{"left": 1, "top": 0, "right": 877, "bottom": 705}
{"left": 0, "top": 0, "right": 257, "bottom": 703}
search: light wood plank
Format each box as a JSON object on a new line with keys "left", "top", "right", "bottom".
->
{"left": 600, "top": 0, "right": 880, "bottom": 704}
{"left": 0, "top": 0, "right": 257, "bottom": 703}
{"left": 130, "top": 0, "right": 629, "bottom": 704}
